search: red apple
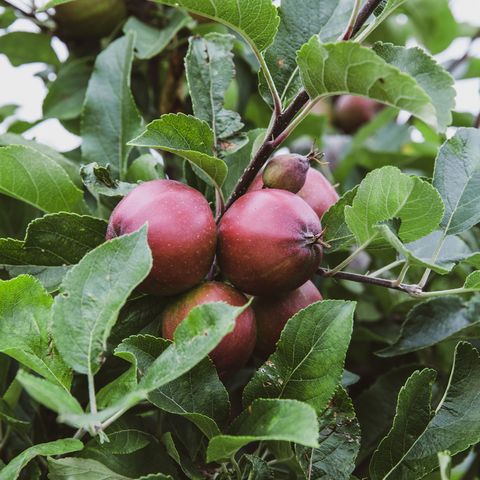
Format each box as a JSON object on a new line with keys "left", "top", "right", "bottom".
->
{"left": 333, "top": 95, "right": 383, "bottom": 134}
{"left": 217, "top": 189, "right": 323, "bottom": 296}
{"left": 106, "top": 179, "right": 216, "bottom": 296}
{"left": 262, "top": 153, "right": 310, "bottom": 193}
{"left": 161, "top": 282, "right": 256, "bottom": 376}
{"left": 250, "top": 168, "right": 339, "bottom": 219}
{"left": 253, "top": 280, "right": 322, "bottom": 357}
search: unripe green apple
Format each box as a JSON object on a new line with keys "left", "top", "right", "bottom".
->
{"left": 253, "top": 281, "right": 322, "bottom": 357}
{"left": 161, "top": 282, "right": 256, "bottom": 377}
{"left": 55, "top": 0, "right": 127, "bottom": 40}
{"left": 262, "top": 153, "right": 310, "bottom": 193}
{"left": 217, "top": 189, "right": 323, "bottom": 296}
{"left": 333, "top": 95, "right": 382, "bottom": 134}
{"left": 106, "top": 180, "right": 216, "bottom": 296}
{"left": 250, "top": 167, "right": 339, "bottom": 219}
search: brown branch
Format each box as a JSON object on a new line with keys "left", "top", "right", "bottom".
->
{"left": 222, "top": 0, "right": 384, "bottom": 215}
{"left": 317, "top": 267, "right": 423, "bottom": 296}
{"left": 222, "top": 90, "right": 310, "bottom": 211}
{"left": 350, "top": 0, "right": 385, "bottom": 39}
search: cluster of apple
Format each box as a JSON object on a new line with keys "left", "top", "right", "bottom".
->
{"left": 107, "top": 153, "right": 339, "bottom": 377}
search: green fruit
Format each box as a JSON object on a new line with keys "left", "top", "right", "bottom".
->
{"left": 55, "top": 0, "right": 127, "bottom": 39}
{"left": 262, "top": 153, "right": 310, "bottom": 193}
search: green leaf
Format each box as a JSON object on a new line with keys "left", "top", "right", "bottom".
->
{"left": 37, "top": 0, "right": 74, "bottom": 10}
{"left": 0, "top": 213, "right": 107, "bottom": 267}
{"left": 378, "top": 297, "right": 480, "bottom": 357}
{"left": 354, "top": 365, "right": 421, "bottom": 462}
{"left": 322, "top": 187, "right": 357, "bottom": 252}
{"left": 369, "top": 369, "right": 437, "bottom": 480}
{"left": 47, "top": 457, "right": 173, "bottom": 480}
{"left": 402, "top": 0, "right": 458, "bottom": 54}
{"left": 116, "top": 335, "right": 229, "bottom": 437}
{"left": 297, "top": 39, "right": 442, "bottom": 131}
{"left": 16, "top": 370, "right": 83, "bottom": 415}
{"left": 370, "top": 343, "right": 480, "bottom": 479}
{"left": 355, "top": 0, "right": 409, "bottom": 42}
{"left": 0, "top": 145, "right": 87, "bottom": 214}
{"left": 464, "top": 271, "right": 480, "bottom": 289}
{"left": 0, "top": 32, "right": 58, "bottom": 66}
{"left": 123, "top": 12, "right": 189, "bottom": 60}
{"left": 161, "top": 432, "right": 203, "bottom": 479}
{"left": 81, "top": 163, "right": 136, "bottom": 199}
{"left": 90, "top": 429, "right": 153, "bottom": 455}
{"left": 152, "top": 0, "right": 279, "bottom": 52}
{"left": 296, "top": 388, "right": 361, "bottom": 480}
{"left": 207, "top": 399, "right": 319, "bottom": 462}
{"left": 43, "top": 58, "right": 92, "bottom": 120}
{"left": 0, "top": 133, "right": 82, "bottom": 187}
{"left": 372, "top": 42, "right": 455, "bottom": 132}
{"left": 81, "top": 33, "right": 143, "bottom": 179}
{"left": 399, "top": 231, "right": 471, "bottom": 275}
{"left": 0, "top": 275, "right": 71, "bottom": 388}
{"left": 128, "top": 113, "right": 227, "bottom": 187}
{"left": 125, "top": 154, "right": 165, "bottom": 183}
{"left": 52, "top": 227, "right": 152, "bottom": 375}
{"left": 262, "top": 0, "right": 352, "bottom": 105}
{"left": 344, "top": 166, "right": 444, "bottom": 246}
{"left": 433, "top": 128, "right": 480, "bottom": 235}
{"left": 243, "top": 300, "right": 355, "bottom": 414}
{"left": 0, "top": 439, "right": 83, "bottom": 480}
{"left": 0, "top": 7, "right": 16, "bottom": 28}
{"left": 186, "top": 33, "right": 243, "bottom": 141}
{"left": 59, "top": 302, "right": 243, "bottom": 430}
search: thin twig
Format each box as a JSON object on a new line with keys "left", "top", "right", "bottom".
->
{"left": 350, "top": 0, "right": 384, "bottom": 38}
{"left": 317, "top": 267, "right": 423, "bottom": 296}
{"left": 341, "top": 0, "right": 362, "bottom": 40}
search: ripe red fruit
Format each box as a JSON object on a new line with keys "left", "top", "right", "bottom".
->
{"left": 161, "top": 282, "right": 256, "bottom": 376}
{"left": 333, "top": 95, "right": 382, "bottom": 134}
{"left": 55, "top": 0, "right": 127, "bottom": 39}
{"left": 253, "top": 281, "right": 323, "bottom": 356}
{"left": 106, "top": 179, "right": 216, "bottom": 296}
{"left": 262, "top": 153, "right": 310, "bottom": 193}
{"left": 217, "top": 189, "right": 323, "bottom": 296}
{"left": 250, "top": 168, "right": 339, "bottom": 219}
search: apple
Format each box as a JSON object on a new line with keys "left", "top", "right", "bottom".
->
{"left": 55, "top": 0, "right": 127, "bottom": 40}
{"left": 217, "top": 189, "right": 323, "bottom": 296}
{"left": 253, "top": 280, "right": 322, "bottom": 357}
{"left": 161, "top": 282, "right": 256, "bottom": 376}
{"left": 262, "top": 153, "right": 310, "bottom": 193}
{"left": 333, "top": 95, "right": 382, "bottom": 134}
{"left": 250, "top": 167, "right": 339, "bottom": 219}
{"left": 106, "top": 179, "right": 216, "bottom": 296}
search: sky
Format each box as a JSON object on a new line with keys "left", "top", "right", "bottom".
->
{"left": 0, "top": 0, "right": 479, "bottom": 152}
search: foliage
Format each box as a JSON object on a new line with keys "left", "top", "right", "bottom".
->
{"left": 0, "top": 0, "right": 479, "bottom": 479}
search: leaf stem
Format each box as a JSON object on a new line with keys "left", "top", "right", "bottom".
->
{"left": 256, "top": 50, "right": 283, "bottom": 116}
{"left": 230, "top": 454, "right": 242, "bottom": 480}
{"left": 326, "top": 240, "right": 372, "bottom": 276}
{"left": 369, "top": 259, "right": 404, "bottom": 278}
{"left": 88, "top": 372, "right": 97, "bottom": 415}
{"left": 394, "top": 262, "right": 410, "bottom": 286}
{"left": 340, "top": 0, "right": 363, "bottom": 40}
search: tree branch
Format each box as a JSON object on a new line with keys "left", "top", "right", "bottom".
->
{"left": 317, "top": 267, "right": 423, "bottom": 297}
{"left": 350, "top": 0, "right": 384, "bottom": 39}
{"left": 222, "top": 90, "right": 311, "bottom": 211}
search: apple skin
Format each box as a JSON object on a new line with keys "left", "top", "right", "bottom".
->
{"left": 262, "top": 154, "right": 310, "bottom": 193}
{"left": 161, "top": 282, "right": 257, "bottom": 377}
{"left": 217, "top": 189, "right": 323, "bottom": 296}
{"left": 333, "top": 95, "right": 382, "bottom": 134}
{"left": 55, "top": 0, "right": 127, "bottom": 40}
{"left": 106, "top": 179, "right": 216, "bottom": 296}
{"left": 253, "top": 280, "right": 323, "bottom": 357}
{"left": 250, "top": 168, "right": 339, "bottom": 219}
